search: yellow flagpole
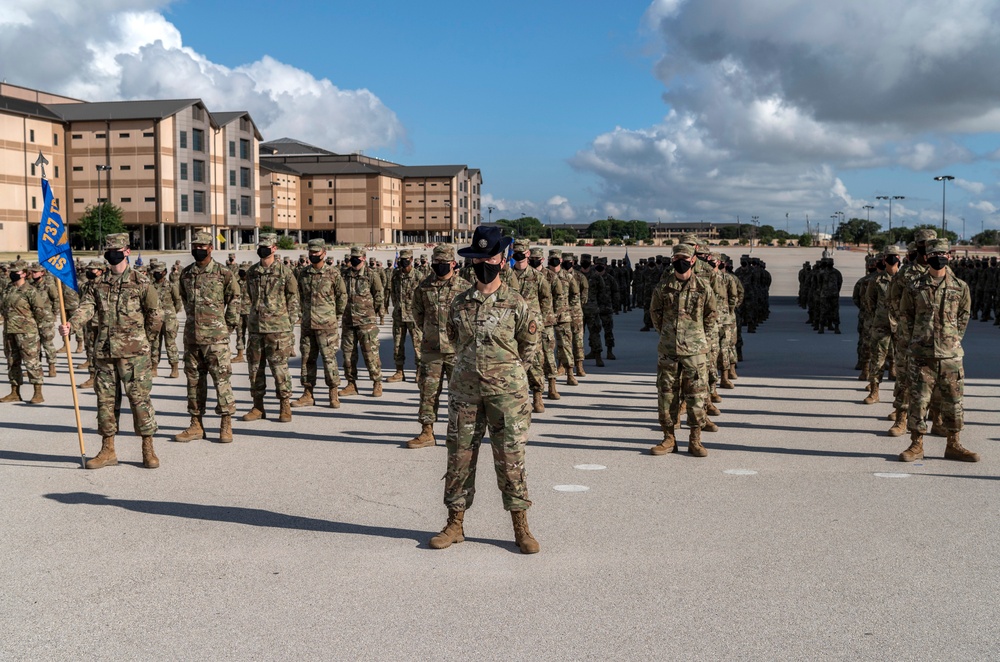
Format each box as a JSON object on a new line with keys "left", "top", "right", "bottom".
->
{"left": 57, "top": 286, "right": 87, "bottom": 468}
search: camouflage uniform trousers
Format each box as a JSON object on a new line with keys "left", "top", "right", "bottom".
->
{"left": 867, "top": 330, "right": 894, "bottom": 383}
{"left": 183, "top": 343, "right": 236, "bottom": 417}
{"left": 247, "top": 331, "right": 294, "bottom": 402}
{"left": 584, "top": 309, "right": 601, "bottom": 353}
{"left": 391, "top": 319, "right": 422, "bottom": 370}
{"left": 527, "top": 343, "right": 545, "bottom": 393}
{"left": 94, "top": 354, "right": 157, "bottom": 437}
{"left": 83, "top": 323, "right": 98, "bottom": 380}
{"left": 341, "top": 324, "right": 381, "bottom": 384}
{"left": 541, "top": 325, "right": 558, "bottom": 379}
{"left": 819, "top": 295, "right": 839, "bottom": 327}
{"left": 705, "top": 325, "right": 721, "bottom": 389}
{"left": 300, "top": 329, "right": 341, "bottom": 390}
{"left": 656, "top": 353, "right": 709, "bottom": 432}
{"left": 553, "top": 321, "right": 573, "bottom": 371}
{"left": 718, "top": 320, "right": 735, "bottom": 371}
{"left": 234, "top": 314, "right": 248, "bottom": 353}
{"left": 37, "top": 320, "right": 58, "bottom": 365}
{"left": 907, "top": 356, "right": 963, "bottom": 435}
{"left": 570, "top": 312, "right": 585, "bottom": 362}
{"left": 444, "top": 389, "right": 532, "bottom": 512}
{"left": 417, "top": 352, "right": 454, "bottom": 424}
{"left": 4, "top": 333, "right": 43, "bottom": 386}
{"left": 891, "top": 339, "right": 911, "bottom": 413}
{"left": 153, "top": 314, "right": 180, "bottom": 366}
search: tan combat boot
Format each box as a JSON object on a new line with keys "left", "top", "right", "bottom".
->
{"left": 429, "top": 510, "right": 465, "bottom": 549}
{"left": 339, "top": 382, "right": 358, "bottom": 397}
{"left": 556, "top": 365, "right": 566, "bottom": 377}
{"left": 232, "top": 350, "right": 245, "bottom": 363}
{"left": 77, "top": 360, "right": 89, "bottom": 370}
{"left": 511, "top": 510, "right": 540, "bottom": 554}
{"left": 606, "top": 347, "right": 616, "bottom": 360}
{"left": 566, "top": 368, "right": 578, "bottom": 386}
{"left": 720, "top": 372, "right": 735, "bottom": 389}
{"left": 48, "top": 363, "right": 56, "bottom": 378}
{"left": 152, "top": 364, "right": 158, "bottom": 378}
{"left": 710, "top": 389, "right": 722, "bottom": 404}
{"left": 858, "top": 367, "right": 869, "bottom": 381}
{"left": 291, "top": 387, "right": 314, "bottom": 408}
{"left": 575, "top": 360, "right": 587, "bottom": 377}
{"left": 372, "top": 383, "right": 383, "bottom": 398}
{"left": 888, "top": 365, "right": 896, "bottom": 380}
{"left": 594, "top": 352, "right": 605, "bottom": 367}
{"left": 650, "top": 430, "right": 676, "bottom": 455}
{"left": 168, "top": 363, "right": 179, "bottom": 378}
{"left": 706, "top": 402, "right": 721, "bottom": 417}
{"left": 329, "top": 388, "right": 341, "bottom": 409}
{"left": 899, "top": 432, "right": 923, "bottom": 462}
{"left": 219, "top": 415, "right": 233, "bottom": 443}
{"left": 702, "top": 417, "right": 719, "bottom": 433}
{"left": 532, "top": 391, "right": 545, "bottom": 413}
{"left": 278, "top": 399, "right": 292, "bottom": 423}
{"left": 174, "top": 416, "right": 205, "bottom": 442}
{"left": 79, "top": 375, "right": 94, "bottom": 389}
{"left": 0, "top": 386, "right": 21, "bottom": 403}
{"left": 86, "top": 436, "right": 118, "bottom": 469}
{"left": 887, "top": 410, "right": 907, "bottom": 437}
{"left": 729, "top": 365, "right": 738, "bottom": 380}
{"left": 28, "top": 385, "right": 44, "bottom": 404}
{"left": 141, "top": 436, "right": 159, "bottom": 469}
{"left": 944, "top": 433, "right": 980, "bottom": 462}
{"left": 386, "top": 369, "right": 405, "bottom": 383}
{"left": 407, "top": 423, "right": 436, "bottom": 449}
{"left": 241, "top": 397, "right": 266, "bottom": 421}
{"left": 863, "top": 383, "right": 879, "bottom": 405}
{"left": 75, "top": 339, "right": 83, "bottom": 353}
{"left": 688, "top": 427, "right": 708, "bottom": 457}
{"left": 929, "top": 413, "right": 947, "bottom": 437}
{"left": 547, "top": 377, "right": 561, "bottom": 400}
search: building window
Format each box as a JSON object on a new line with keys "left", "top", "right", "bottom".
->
{"left": 120, "top": 165, "right": 131, "bottom": 171}
{"left": 229, "top": 170, "right": 236, "bottom": 186}
{"left": 96, "top": 133, "right": 106, "bottom": 139}
{"left": 120, "top": 197, "right": 131, "bottom": 203}
{"left": 241, "top": 196, "right": 250, "bottom": 216}
{"left": 240, "top": 139, "right": 249, "bottom": 160}
{"left": 230, "top": 199, "right": 237, "bottom": 215}
{"left": 327, "top": 180, "right": 332, "bottom": 187}
{"left": 30, "top": 164, "right": 35, "bottom": 176}
{"left": 307, "top": 199, "right": 312, "bottom": 206}
{"left": 144, "top": 164, "right": 155, "bottom": 170}
{"left": 143, "top": 132, "right": 154, "bottom": 138}
{"left": 72, "top": 134, "right": 82, "bottom": 139}
{"left": 31, "top": 196, "right": 36, "bottom": 209}
{"left": 54, "top": 134, "right": 59, "bottom": 146}
{"left": 193, "top": 191, "right": 205, "bottom": 213}
{"left": 179, "top": 131, "right": 187, "bottom": 148}
{"left": 229, "top": 141, "right": 236, "bottom": 158}
{"left": 180, "top": 163, "right": 188, "bottom": 180}
{"left": 29, "top": 129, "right": 35, "bottom": 142}
{"left": 328, "top": 198, "right": 333, "bottom": 205}
{"left": 192, "top": 129, "right": 204, "bottom": 152}
{"left": 54, "top": 166, "right": 59, "bottom": 178}
{"left": 240, "top": 117, "right": 249, "bottom": 132}
{"left": 192, "top": 160, "right": 204, "bottom": 183}
{"left": 240, "top": 167, "right": 250, "bottom": 188}
{"left": 328, "top": 215, "right": 333, "bottom": 222}
{"left": 308, "top": 215, "right": 313, "bottom": 223}
{"left": 144, "top": 196, "right": 156, "bottom": 202}
{"left": 307, "top": 181, "right": 312, "bottom": 188}
{"left": 180, "top": 194, "right": 188, "bottom": 212}
{"left": 119, "top": 132, "right": 130, "bottom": 138}
{"left": 74, "top": 198, "right": 84, "bottom": 204}
{"left": 73, "top": 166, "right": 83, "bottom": 172}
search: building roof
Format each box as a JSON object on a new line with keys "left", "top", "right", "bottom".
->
{"left": 290, "top": 161, "right": 383, "bottom": 176}
{"left": 384, "top": 165, "right": 467, "bottom": 178}
{"left": 259, "top": 161, "right": 301, "bottom": 176}
{"left": 46, "top": 98, "right": 204, "bottom": 123}
{"left": 210, "top": 111, "right": 263, "bottom": 140}
{"left": 260, "top": 137, "right": 336, "bottom": 157}
{"left": 0, "top": 95, "right": 64, "bottom": 121}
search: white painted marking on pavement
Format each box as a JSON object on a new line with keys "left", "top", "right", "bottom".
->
{"left": 554, "top": 484, "right": 590, "bottom": 492}
{"left": 574, "top": 464, "right": 607, "bottom": 471}
{"left": 723, "top": 469, "right": 758, "bottom": 476}
{"left": 874, "top": 472, "right": 911, "bottom": 479}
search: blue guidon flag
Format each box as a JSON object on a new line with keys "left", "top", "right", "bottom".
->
{"left": 37, "top": 177, "right": 78, "bottom": 291}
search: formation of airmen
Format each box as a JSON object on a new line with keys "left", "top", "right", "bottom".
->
{"left": 799, "top": 257, "right": 844, "bottom": 333}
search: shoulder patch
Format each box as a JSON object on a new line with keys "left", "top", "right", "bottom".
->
{"left": 528, "top": 320, "right": 537, "bottom": 334}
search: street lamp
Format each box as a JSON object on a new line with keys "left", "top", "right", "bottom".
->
{"left": 875, "top": 194, "right": 905, "bottom": 238}
{"left": 863, "top": 205, "right": 874, "bottom": 251}
{"left": 933, "top": 175, "right": 954, "bottom": 236}
{"left": 370, "top": 195, "right": 379, "bottom": 245}
{"left": 750, "top": 215, "right": 759, "bottom": 252}
{"left": 444, "top": 200, "right": 452, "bottom": 243}
{"left": 488, "top": 205, "right": 495, "bottom": 224}
{"left": 96, "top": 164, "right": 112, "bottom": 248}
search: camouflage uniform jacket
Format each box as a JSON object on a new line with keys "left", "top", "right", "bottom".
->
{"left": 30, "top": 275, "right": 59, "bottom": 322}
{"left": 1, "top": 283, "right": 48, "bottom": 334}
{"left": 583, "top": 270, "right": 610, "bottom": 313}
{"left": 707, "top": 270, "right": 728, "bottom": 325}
{"left": 154, "top": 276, "right": 182, "bottom": 320}
{"left": 246, "top": 259, "right": 298, "bottom": 334}
{"left": 558, "top": 268, "right": 581, "bottom": 317}
{"left": 390, "top": 268, "right": 422, "bottom": 323}
{"left": 575, "top": 270, "right": 590, "bottom": 307}
{"left": 513, "top": 265, "right": 551, "bottom": 327}
{"left": 650, "top": 274, "right": 718, "bottom": 357}
{"left": 343, "top": 264, "right": 383, "bottom": 327}
{"left": 898, "top": 270, "right": 970, "bottom": 360}
{"left": 413, "top": 273, "right": 472, "bottom": 355}
{"left": 888, "top": 262, "right": 926, "bottom": 322}
{"left": 70, "top": 266, "right": 161, "bottom": 358}
{"left": 179, "top": 259, "right": 240, "bottom": 344}
{"left": 447, "top": 282, "right": 540, "bottom": 397}
{"left": 721, "top": 271, "right": 743, "bottom": 320}
{"left": 865, "top": 271, "right": 895, "bottom": 333}
{"left": 298, "top": 264, "right": 348, "bottom": 331}
{"left": 541, "top": 267, "right": 564, "bottom": 325}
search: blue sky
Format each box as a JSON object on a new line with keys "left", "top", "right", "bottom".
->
{"left": 4, "top": 0, "right": 1000, "bottom": 236}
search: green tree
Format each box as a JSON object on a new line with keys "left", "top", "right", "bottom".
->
{"left": 798, "top": 233, "right": 813, "bottom": 247}
{"left": 277, "top": 235, "right": 296, "bottom": 249}
{"left": 972, "top": 229, "right": 1000, "bottom": 246}
{"left": 909, "top": 223, "right": 958, "bottom": 243}
{"left": 871, "top": 235, "right": 889, "bottom": 252}
{"left": 76, "top": 202, "right": 125, "bottom": 249}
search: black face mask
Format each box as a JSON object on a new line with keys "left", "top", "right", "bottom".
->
{"left": 325, "top": 259, "right": 334, "bottom": 265}
{"left": 548, "top": 257, "right": 561, "bottom": 268}
{"left": 512, "top": 252, "right": 527, "bottom": 262}
{"left": 595, "top": 264, "right": 605, "bottom": 272}
{"left": 528, "top": 258, "right": 543, "bottom": 268}
{"left": 917, "top": 244, "right": 928, "bottom": 256}
{"left": 580, "top": 260, "right": 592, "bottom": 269}
{"left": 309, "top": 254, "right": 323, "bottom": 265}
{"left": 238, "top": 269, "right": 247, "bottom": 278}
{"left": 350, "top": 256, "right": 363, "bottom": 267}
{"left": 104, "top": 250, "right": 126, "bottom": 266}
{"left": 86, "top": 271, "right": 99, "bottom": 280}
{"left": 472, "top": 261, "right": 502, "bottom": 285}
{"left": 9, "top": 272, "right": 23, "bottom": 283}
{"left": 398, "top": 259, "right": 411, "bottom": 268}
{"left": 191, "top": 248, "right": 210, "bottom": 262}
{"left": 876, "top": 262, "right": 885, "bottom": 271}
{"left": 885, "top": 255, "right": 900, "bottom": 266}
{"left": 432, "top": 262, "right": 452, "bottom": 278}
{"left": 673, "top": 260, "right": 692, "bottom": 274}
{"left": 927, "top": 255, "right": 948, "bottom": 270}
{"left": 154, "top": 271, "right": 167, "bottom": 280}
{"left": 257, "top": 247, "right": 273, "bottom": 259}
{"left": 561, "top": 260, "right": 573, "bottom": 270}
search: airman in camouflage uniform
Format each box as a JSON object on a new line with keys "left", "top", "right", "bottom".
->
{"left": 242, "top": 233, "right": 300, "bottom": 423}
{"left": 386, "top": 248, "right": 423, "bottom": 383}
{"left": 897, "top": 239, "right": 979, "bottom": 463}
{"left": 547, "top": 249, "right": 577, "bottom": 386}
{"left": 63, "top": 233, "right": 162, "bottom": 469}
{"left": 149, "top": 259, "right": 181, "bottom": 379}
{"left": 231, "top": 262, "right": 251, "bottom": 363}
{"left": 535, "top": 247, "right": 565, "bottom": 396}
{"left": 292, "top": 238, "right": 347, "bottom": 410}
{"left": 28, "top": 263, "right": 59, "bottom": 377}
{"left": 719, "top": 255, "right": 743, "bottom": 381}
{"left": 579, "top": 254, "right": 611, "bottom": 366}
{"left": 862, "top": 246, "right": 902, "bottom": 409}
{"left": 176, "top": 232, "right": 242, "bottom": 443}
{"left": 853, "top": 257, "right": 880, "bottom": 377}
{"left": 564, "top": 253, "right": 589, "bottom": 373}
{"left": 429, "top": 227, "right": 541, "bottom": 555}
{"left": 340, "top": 246, "right": 384, "bottom": 398}
{"left": 1, "top": 260, "right": 48, "bottom": 404}
{"left": 511, "top": 239, "right": 553, "bottom": 413}
{"left": 407, "top": 244, "right": 472, "bottom": 449}
{"left": 887, "top": 234, "right": 933, "bottom": 433}
{"left": 75, "top": 260, "right": 105, "bottom": 388}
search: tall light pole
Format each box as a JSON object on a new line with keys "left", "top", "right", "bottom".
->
{"left": 750, "top": 215, "right": 759, "bottom": 252}
{"left": 370, "top": 195, "right": 379, "bottom": 245}
{"left": 863, "top": 205, "right": 874, "bottom": 251}
{"left": 876, "top": 194, "right": 905, "bottom": 239}
{"left": 96, "top": 164, "right": 112, "bottom": 248}
{"left": 488, "top": 205, "right": 495, "bottom": 224}
{"left": 444, "top": 200, "right": 452, "bottom": 243}
{"left": 933, "top": 175, "right": 954, "bottom": 236}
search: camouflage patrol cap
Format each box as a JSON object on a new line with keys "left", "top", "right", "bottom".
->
{"left": 399, "top": 249, "right": 413, "bottom": 259}
{"left": 906, "top": 241, "right": 916, "bottom": 252}
{"left": 12, "top": 260, "right": 29, "bottom": 272}
{"left": 149, "top": 259, "right": 165, "bottom": 270}
{"left": 258, "top": 233, "right": 277, "bottom": 247}
{"left": 926, "top": 239, "right": 950, "bottom": 254}
{"left": 29, "top": 262, "right": 43, "bottom": 271}
{"left": 228, "top": 252, "right": 235, "bottom": 258}
{"left": 580, "top": 253, "right": 592, "bottom": 261}
{"left": 914, "top": 228, "right": 937, "bottom": 243}
{"left": 192, "top": 230, "right": 214, "bottom": 246}
{"left": 87, "top": 259, "right": 105, "bottom": 270}
{"left": 512, "top": 238, "right": 531, "bottom": 252}
{"left": 673, "top": 243, "right": 695, "bottom": 258}
{"left": 433, "top": 245, "right": 455, "bottom": 261}
{"left": 350, "top": 245, "right": 366, "bottom": 257}
{"left": 561, "top": 252, "right": 574, "bottom": 260}
{"left": 529, "top": 247, "right": 543, "bottom": 258}
{"left": 678, "top": 233, "right": 703, "bottom": 249}
{"left": 596, "top": 256, "right": 608, "bottom": 265}
{"left": 105, "top": 233, "right": 129, "bottom": 250}
{"left": 307, "top": 238, "right": 327, "bottom": 252}
{"left": 549, "top": 249, "right": 562, "bottom": 258}
{"left": 884, "top": 245, "right": 903, "bottom": 256}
